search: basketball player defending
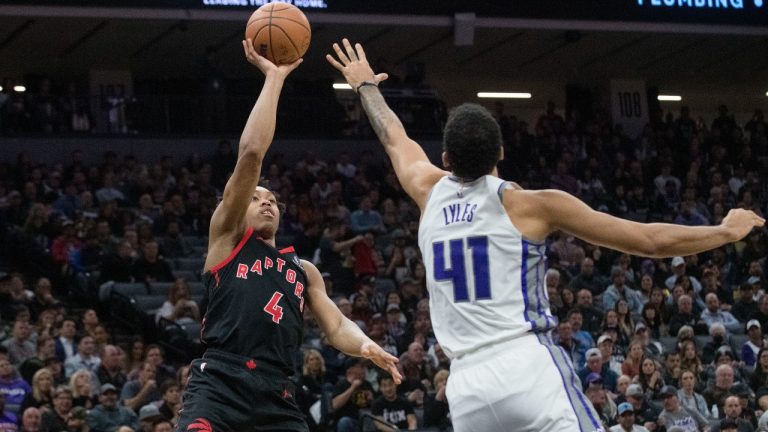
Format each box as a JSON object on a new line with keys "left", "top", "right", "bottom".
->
{"left": 327, "top": 39, "right": 764, "bottom": 432}
{"left": 176, "top": 40, "right": 401, "bottom": 432}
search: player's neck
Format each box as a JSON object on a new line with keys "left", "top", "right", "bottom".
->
{"left": 255, "top": 231, "right": 276, "bottom": 248}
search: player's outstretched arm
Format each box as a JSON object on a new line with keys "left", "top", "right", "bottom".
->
{"left": 326, "top": 39, "right": 446, "bottom": 209}
{"left": 302, "top": 259, "right": 403, "bottom": 384}
{"left": 205, "top": 41, "right": 301, "bottom": 269}
{"left": 510, "top": 188, "right": 765, "bottom": 258}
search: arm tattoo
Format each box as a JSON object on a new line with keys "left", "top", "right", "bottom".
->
{"left": 359, "top": 87, "right": 398, "bottom": 146}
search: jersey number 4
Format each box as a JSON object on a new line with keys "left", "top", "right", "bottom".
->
{"left": 433, "top": 236, "right": 491, "bottom": 302}
{"left": 263, "top": 282, "right": 306, "bottom": 324}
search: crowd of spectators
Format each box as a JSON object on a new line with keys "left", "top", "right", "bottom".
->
{"left": 0, "top": 100, "right": 766, "bottom": 432}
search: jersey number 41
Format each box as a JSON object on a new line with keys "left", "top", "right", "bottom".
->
{"left": 433, "top": 236, "right": 491, "bottom": 302}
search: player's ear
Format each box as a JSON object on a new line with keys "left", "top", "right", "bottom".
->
{"left": 441, "top": 152, "right": 450, "bottom": 170}
{"left": 498, "top": 145, "right": 504, "bottom": 161}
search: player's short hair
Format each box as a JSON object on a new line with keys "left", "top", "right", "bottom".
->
{"left": 442, "top": 103, "right": 502, "bottom": 180}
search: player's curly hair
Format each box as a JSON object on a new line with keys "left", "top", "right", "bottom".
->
{"left": 442, "top": 103, "right": 502, "bottom": 180}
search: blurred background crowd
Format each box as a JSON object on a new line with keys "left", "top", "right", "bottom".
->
{"left": 1, "top": 82, "right": 768, "bottom": 432}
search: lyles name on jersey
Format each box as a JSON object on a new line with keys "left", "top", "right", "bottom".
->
{"left": 234, "top": 255, "right": 305, "bottom": 312}
{"left": 442, "top": 202, "right": 478, "bottom": 226}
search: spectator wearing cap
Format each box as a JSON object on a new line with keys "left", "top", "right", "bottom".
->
{"left": 87, "top": 383, "right": 139, "bottom": 432}
{"left": 603, "top": 267, "right": 644, "bottom": 315}
{"left": 634, "top": 321, "right": 663, "bottom": 360}
{"left": 579, "top": 347, "right": 619, "bottom": 392}
{"left": 666, "top": 257, "right": 703, "bottom": 295}
{"left": 583, "top": 376, "right": 612, "bottom": 428}
{"left": 597, "top": 334, "right": 623, "bottom": 376}
{"left": 67, "top": 406, "right": 89, "bottom": 432}
{"left": 702, "top": 293, "right": 742, "bottom": 335}
{"left": 657, "top": 385, "right": 709, "bottom": 432}
{"left": 609, "top": 402, "right": 649, "bottom": 432}
{"left": 42, "top": 386, "right": 73, "bottom": 432}
{"left": 733, "top": 283, "right": 760, "bottom": 324}
{"left": 710, "top": 395, "right": 755, "bottom": 432}
{"left": 742, "top": 320, "right": 764, "bottom": 368}
{"left": 624, "top": 384, "right": 660, "bottom": 430}
{"left": 137, "top": 404, "right": 163, "bottom": 432}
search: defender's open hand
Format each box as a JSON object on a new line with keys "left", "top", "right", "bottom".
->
{"left": 326, "top": 38, "right": 388, "bottom": 93}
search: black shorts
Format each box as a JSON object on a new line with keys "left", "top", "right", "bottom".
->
{"left": 176, "top": 349, "right": 308, "bottom": 432}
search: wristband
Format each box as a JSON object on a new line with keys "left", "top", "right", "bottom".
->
{"left": 356, "top": 81, "right": 378, "bottom": 93}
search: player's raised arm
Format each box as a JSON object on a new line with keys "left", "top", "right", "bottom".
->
{"left": 301, "top": 259, "right": 403, "bottom": 384}
{"left": 326, "top": 39, "right": 447, "bottom": 209}
{"left": 205, "top": 41, "right": 301, "bottom": 269}
{"left": 509, "top": 188, "right": 765, "bottom": 258}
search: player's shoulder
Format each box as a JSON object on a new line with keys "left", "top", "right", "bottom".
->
{"left": 502, "top": 187, "right": 573, "bottom": 211}
{"left": 299, "top": 259, "right": 321, "bottom": 280}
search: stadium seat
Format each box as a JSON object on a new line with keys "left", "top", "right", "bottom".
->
{"left": 148, "top": 282, "right": 174, "bottom": 297}
{"left": 173, "top": 269, "right": 199, "bottom": 282}
{"left": 660, "top": 337, "right": 678, "bottom": 354}
{"left": 176, "top": 258, "right": 205, "bottom": 272}
{"left": 113, "top": 282, "right": 148, "bottom": 297}
{"left": 133, "top": 295, "right": 165, "bottom": 314}
{"left": 374, "top": 278, "right": 397, "bottom": 296}
{"left": 730, "top": 334, "right": 750, "bottom": 355}
{"left": 188, "top": 282, "right": 206, "bottom": 297}
{"left": 180, "top": 322, "right": 202, "bottom": 342}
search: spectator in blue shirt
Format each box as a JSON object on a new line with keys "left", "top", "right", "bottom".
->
{"left": 350, "top": 196, "right": 385, "bottom": 234}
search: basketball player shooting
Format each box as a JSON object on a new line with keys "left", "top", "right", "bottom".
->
{"left": 327, "top": 38, "right": 764, "bottom": 432}
{"left": 176, "top": 40, "right": 401, "bottom": 432}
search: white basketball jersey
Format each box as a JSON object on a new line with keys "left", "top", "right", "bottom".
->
{"left": 418, "top": 175, "right": 556, "bottom": 359}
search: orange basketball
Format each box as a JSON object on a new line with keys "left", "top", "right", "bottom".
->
{"left": 245, "top": 3, "right": 311, "bottom": 65}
